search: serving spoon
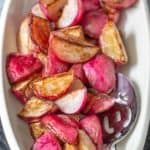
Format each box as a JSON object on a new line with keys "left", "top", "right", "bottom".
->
{"left": 100, "top": 73, "right": 140, "bottom": 150}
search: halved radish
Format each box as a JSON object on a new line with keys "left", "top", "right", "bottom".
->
{"left": 80, "top": 115, "right": 103, "bottom": 145}
{"left": 30, "top": 15, "right": 51, "bottom": 54}
{"left": 32, "top": 70, "right": 74, "bottom": 100}
{"left": 99, "top": 21, "right": 128, "bottom": 64}
{"left": 78, "top": 130, "right": 96, "bottom": 150}
{"left": 57, "top": 0, "right": 83, "bottom": 28}
{"left": 19, "top": 97, "right": 57, "bottom": 121}
{"left": 82, "top": 0, "right": 100, "bottom": 12}
{"left": 83, "top": 55, "right": 116, "bottom": 93}
{"left": 55, "top": 88, "right": 87, "bottom": 114}
{"left": 71, "top": 64, "right": 88, "bottom": 85}
{"left": 42, "top": 115, "right": 78, "bottom": 144}
{"left": 6, "top": 53, "right": 42, "bottom": 84}
{"left": 30, "top": 122, "right": 49, "bottom": 139}
{"left": 100, "top": 0, "right": 137, "bottom": 9}
{"left": 31, "top": 3, "right": 46, "bottom": 19}
{"left": 64, "top": 143, "right": 78, "bottom": 150}
{"left": 40, "top": 0, "right": 67, "bottom": 21}
{"left": 50, "top": 34, "right": 99, "bottom": 63}
{"left": 32, "top": 132, "right": 62, "bottom": 150}
{"left": 81, "top": 9, "right": 108, "bottom": 39}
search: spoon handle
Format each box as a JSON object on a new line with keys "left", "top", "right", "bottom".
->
{"left": 102, "top": 144, "right": 116, "bottom": 150}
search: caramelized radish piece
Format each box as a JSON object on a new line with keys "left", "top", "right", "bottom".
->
{"left": 19, "top": 97, "right": 57, "bottom": 120}
{"left": 31, "top": 3, "right": 46, "bottom": 19}
{"left": 6, "top": 53, "right": 42, "bottom": 83}
{"left": 82, "top": 0, "right": 100, "bottom": 12}
{"left": 42, "top": 49, "right": 70, "bottom": 77}
{"left": 32, "top": 70, "right": 74, "bottom": 100}
{"left": 42, "top": 115, "right": 78, "bottom": 144}
{"left": 100, "top": 0, "right": 137, "bottom": 9}
{"left": 71, "top": 64, "right": 88, "bottom": 84}
{"left": 100, "top": 21, "right": 128, "bottom": 64}
{"left": 50, "top": 35, "right": 99, "bottom": 63}
{"left": 30, "top": 122, "right": 49, "bottom": 139}
{"left": 30, "top": 15, "right": 51, "bottom": 54}
{"left": 78, "top": 130, "right": 96, "bottom": 150}
{"left": 55, "top": 88, "right": 87, "bottom": 114}
{"left": 64, "top": 143, "right": 78, "bottom": 150}
{"left": 85, "top": 94, "right": 115, "bottom": 114}
{"left": 81, "top": 10, "right": 108, "bottom": 39}
{"left": 40, "top": 0, "right": 67, "bottom": 21}
{"left": 83, "top": 55, "right": 116, "bottom": 93}
{"left": 80, "top": 115, "right": 103, "bottom": 145}
{"left": 57, "top": 0, "right": 83, "bottom": 28}
{"left": 32, "top": 132, "right": 62, "bottom": 150}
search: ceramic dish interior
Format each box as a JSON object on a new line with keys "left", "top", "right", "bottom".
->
{"left": 0, "top": 0, "right": 150, "bottom": 150}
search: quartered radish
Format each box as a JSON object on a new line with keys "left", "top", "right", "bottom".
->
{"left": 19, "top": 97, "right": 57, "bottom": 121}
{"left": 80, "top": 115, "right": 103, "bottom": 145}
{"left": 31, "top": 3, "right": 46, "bottom": 19}
{"left": 6, "top": 53, "right": 42, "bottom": 84}
{"left": 42, "top": 115, "right": 78, "bottom": 144}
{"left": 99, "top": 21, "right": 128, "bottom": 64}
{"left": 50, "top": 34, "right": 99, "bottom": 63}
{"left": 55, "top": 88, "right": 87, "bottom": 114}
{"left": 81, "top": 10, "right": 108, "bottom": 39}
{"left": 32, "top": 132, "right": 62, "bottom": 150}
{"left": 32, "top": 70, "right": 74, "bottom": 100}
{"left": 83, "top": 55, "right": 116, "bottom": 93}
{"left": 40, "top": 0, "right": 67, "bottom": 21}
{"left": 57, "top": 0, "right": 83, "bottom": 28}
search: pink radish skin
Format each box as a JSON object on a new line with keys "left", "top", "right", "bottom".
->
{"left": 101, "top": 0, "right": 137, "bottom": 9}
{"left": 71, "top": 64, "right": 88, "bottom": 85}
{"left": 55, "top": 88, "right": 88, "bottom": 114}
{"left": 6, "top": 53, "right": 42, "bottom": 84}
{"left": 57, "top": 0, "right": 83, "bottom": 28}
{"left": 82, "top": 0, "right": 100, "bottom": 12}
{"left": 83, "top": 55, "right": 116, "bottom": 93}
{"left": 80, "top": 115, "right": 103, "bottom": 145}
{"left": 81, "top": 10, "right": 109, "bottom": 39}
{"left": 32, "top": 132, "right": 62, "bottom": 150}
{"left": 42, "top": 115, "right": 78, "bottom": 144}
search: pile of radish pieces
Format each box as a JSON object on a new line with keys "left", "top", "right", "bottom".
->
{"left": 6, "top": 0, "right": 137, "bottom": 149}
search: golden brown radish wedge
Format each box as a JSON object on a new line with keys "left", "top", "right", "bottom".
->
{"left": 40, "top": 0, "right": 67, "bottom": 21}
{"left": 30, "top": 15, "right": 51, "bottom": 54}
{"left": 32, "top": 132, "right": 62, "bottom": 150}
{"left": 78, "top": 130, "right": 96, "bottom": 150}
{"left": 19, "top": 97, "right": 57, "bottom": 120}
{"left": 64, "top": 143, "right": 78, "bottom": 150}
{"left": 31, "top": 3, "right": 47, "bottom": 19}
{"left": 55, "top": 88, "right": 87, "bottom": 114}
{"left": 30, "top": 122, "right": 49, "bottom": 139}
{"left": 6, "top": 53, "right": 42, "bottom": 84}
{"left": 32, "top": 70, "right": 74, "bottom": 100}
{"left": 42, "top": 115, "right": 78, "bottom": 144}
{"left": 100, "top": 21, "right": 128, "bottom": 64}
{"left": 57, "top": 0, "right": 83, "bottom": 28}
{"left": 50, "top": 35, "right": 99, "bottom": 63}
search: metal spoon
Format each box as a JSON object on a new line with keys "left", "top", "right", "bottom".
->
{"left": 100, "top": 73, "right": 140, "bottom": 150}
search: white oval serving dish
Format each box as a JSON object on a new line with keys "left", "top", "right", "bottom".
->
{"left": 0, "top": 0, "right": 150, "bottom": 150}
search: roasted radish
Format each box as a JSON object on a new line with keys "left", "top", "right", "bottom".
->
{"left": 55, "top": 88, "right": 87, "bottom": 114}
{"left": 50, "top": 34, "right": 99, "bottom": 63}
{"left": 32, "top": 70, "right": 74, "bottom": 100}
{"left": 32, "top": 132, "right": 62, "bottom": 150}
{"left": 6, "top": 53, "right": 42, "bottom": 83}
{"left": 83, "top": 55, "right": 116, "bottom": 93}
{"left": 99, "top": 21, "right": 128, "bottom": 64}
{"left": 57, "top": 0, "right": 83, "bottom": 28}
{"left": 42, "top": 115, "right": 78, "bottom": 144}
{"left": 80, "top": 115, "right": 103, "bottom": 145}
